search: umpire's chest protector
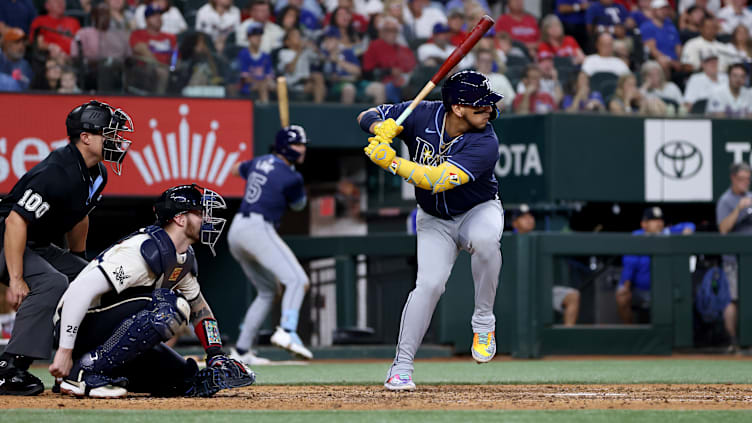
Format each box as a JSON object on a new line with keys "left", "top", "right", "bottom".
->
{"left": 140, "top": 225, "right": 197, "bottom": 290}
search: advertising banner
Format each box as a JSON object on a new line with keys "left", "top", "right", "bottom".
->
{"left": 0, "top": 94, "right": 253, "bottom": 197}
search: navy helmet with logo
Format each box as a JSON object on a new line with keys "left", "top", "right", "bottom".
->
{"left": 153, "top": 184, "right": 227, "bottom": 256}
{"left": 66, "top": 100, "right": 134, "bottom": 175}
{"left": 274, "top": 125, "right": 308, "bottom": 163}
{"left": 441, "top": 70, "right": 503, "bottom": 120}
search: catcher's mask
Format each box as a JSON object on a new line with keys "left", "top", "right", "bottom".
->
{"left": 153, "top": 184, "right": 227, "bottom": 256}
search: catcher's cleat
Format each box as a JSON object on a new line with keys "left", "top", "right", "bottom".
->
{"left": 271, "top": 327, "right": 313, "bottom": 359}
{"left": 471, "top": 331, "right": 496, "bottom": 363}
{"left": 59, "top": 371, "right": 128, "bottom": 398}
{"left": 384, "top": 374, "right": 416, "bottom": 391}
{"left": 229, "top": 347, "right": 272, "bottom": 366}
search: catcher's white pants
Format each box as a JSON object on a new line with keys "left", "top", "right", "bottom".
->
{"left": 387, "top": 199, "right": 503, "bottom": 378}
{"left": 228, "top": 213, "right": 309, "bottom": 351}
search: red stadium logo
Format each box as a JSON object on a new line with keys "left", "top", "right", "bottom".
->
{"left": 0, "top": 94, "right": 254, "bottom": 197}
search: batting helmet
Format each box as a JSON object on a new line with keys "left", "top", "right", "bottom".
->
{"left": 441, "top": 70, "right": 503, "bottom": 120}
{"left": 66, "top": 100, "right": 134, "bottom": 175}
{"left": 274, "top": 125, "right": 308, "bottom": 163}
{"left": 153, "top": 184, "right": 227, "bottom": 256}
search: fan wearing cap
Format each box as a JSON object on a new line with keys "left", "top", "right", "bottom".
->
{"left": 640, "top": 0, "right": 685, "bottom": 76}
{"left": 616, "top": 207, "right": 695, "bottom": 324}
{"left": 683, "top": 49, "right": 728, "bottom": 110}
{"left": 318, "top": 26, "right": 375, "bottom": 104}
{"left": 358, "top": 70, "right": 504, "bottom": 390}
{"left": 0, "top": 27, "right": 32, "bottom": 90}
{"left": 237, "top": 23, "right": 274, "bottom": 101}
{"left": 129, "top": 5, "right": 177, "bottom": 94}
{"left": 50, "top": 184, "right": 256, "bottom": 398}
{"left": 0, "top": 100, "right": 133, "bottom": 396}
{"left": 516, "top": 48, "right": 564, "bottom": 105}
{"left": 417, "top": 23, "right": 474, "bottom": 69}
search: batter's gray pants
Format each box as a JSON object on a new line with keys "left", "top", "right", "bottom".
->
{"left": 388, "top": 199, "right": 503, "bottom": 378}
{"left": 0, "top": 244, "right": 87, "bottom": 359}
{"left": 227, "top": 213, "right": 309, "bottom": 351}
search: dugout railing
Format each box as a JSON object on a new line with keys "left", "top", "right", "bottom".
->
{"left": 274, "top": 232, "right": 752, "bottom": 358}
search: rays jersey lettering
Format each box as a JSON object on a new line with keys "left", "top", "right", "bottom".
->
{"left": 376, "top": 101, "right": 501, "bottom": 219}
{"left": 237, "top": 154, "right": 306, "bottom": 226}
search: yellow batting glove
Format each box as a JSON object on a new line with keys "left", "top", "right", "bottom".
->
{"left": 364, "top": 139, "right": 397, "bottom": 171}
{"left": 373, "top": 119, "right": 403, "bottom": 142}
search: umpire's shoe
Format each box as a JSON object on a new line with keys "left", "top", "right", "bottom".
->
{"left": 0, "top": 357, "right": 44, "bottom": 396}
{"left": 60, "top": 371, "right": 128, "bottom": 399}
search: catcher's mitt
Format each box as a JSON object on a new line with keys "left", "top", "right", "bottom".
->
{"left": 207, "top": 355, "right": 256, "bottom": 388}
{"left": 184, "top": 366, "right": 228, "bottom": 397}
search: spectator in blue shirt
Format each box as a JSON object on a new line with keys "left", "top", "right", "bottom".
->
{"left": 586, "top": 0, "right": 629, "bottom": 39}
{"left": 640, "top": 0, "right": 684, "bottom": 76}
{"left": 319, "top": 26, "right": 364, "bottom": 104}
{"left": 0, "top": 0, "right": 37, "bottom": 34}
{"left": 556, "top": 0, "right": 591, "bottom": 52}
{"left": 616, "top": 207, "right": 696, "bottom": 323}
{"left": 237, "top": 24, "right": 274, "bottom": 101}
{"left": 0, "top": 28, "right": 32, "bottom": 91}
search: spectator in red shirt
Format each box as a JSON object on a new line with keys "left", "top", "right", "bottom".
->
{"left": 495, "top": 0, "right": 540, "bottom": 53}
{"left": 29, "top": 0, "right": 80, "bottom": 56}
{"left": 129, "top": 5, "right": 176, "bottom": 93}
{"left": 538, "top": 14, "right": 585, "bottom": 65}
{"left": 513, "top": 64, "right": 557, "bottom": 114}
{"left": 363, "top": 15, "right": 416, "bottom": 102}
{"left": 448, "top": 9, "right": 468, "bottom": 46}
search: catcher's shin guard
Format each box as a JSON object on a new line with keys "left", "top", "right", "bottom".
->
{"left": 73, "top": 289, "right": 189, "bottom": 375}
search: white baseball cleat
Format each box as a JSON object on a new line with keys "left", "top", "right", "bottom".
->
{"left": 59, "top": 372, "right": 128, "bottom": 398}
{"left": 229, "top": 347, "right": 272, "bottom": 365}
{"left": 384, "top": 374, "right": 416, "bottom": 391}
{"left": 270, "top": 327, "right": 313, "bottom": 359}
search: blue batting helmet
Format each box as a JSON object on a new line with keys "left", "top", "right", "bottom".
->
{"left": 274, "top": 125, "right": 308, "bottom": 163}
{"left": 441, "top": 70, "right": 503, "bottom": 120}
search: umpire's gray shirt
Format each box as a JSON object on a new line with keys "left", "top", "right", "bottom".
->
{"left": 716, "top": 188, "right": 752, "bottom": 234}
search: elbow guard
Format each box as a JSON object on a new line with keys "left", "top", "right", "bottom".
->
{"left": 390, "top": 159, "right": 470, "bottom": 194}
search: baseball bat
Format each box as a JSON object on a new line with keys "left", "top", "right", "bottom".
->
{"left": 394, "top": 15, "right": 495, "bottom": 126}
{"left": 277, "top": 76, "right": 289, "bottom": 128}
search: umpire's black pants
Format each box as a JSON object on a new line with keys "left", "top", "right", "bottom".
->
{"left": 0, "top": 244, "right": 86, "bottom": 360}
{"left": 66, "top": 296, "right": 193, "bottom": 396}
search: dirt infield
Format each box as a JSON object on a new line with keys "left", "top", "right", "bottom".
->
{"left": 3, "top": 384, "right": 752, "bottom": 410}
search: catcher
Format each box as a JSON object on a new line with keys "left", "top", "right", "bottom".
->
{"left": 48, "top": 184, "right": 255, "bottom": 398}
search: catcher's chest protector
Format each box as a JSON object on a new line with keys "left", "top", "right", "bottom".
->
{"left": 140, "top": 225, "right": 197, "bottom": 290}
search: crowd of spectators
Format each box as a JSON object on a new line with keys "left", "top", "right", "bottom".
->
{"left": 1, "top": 0, "right": 752, "bottom": 115}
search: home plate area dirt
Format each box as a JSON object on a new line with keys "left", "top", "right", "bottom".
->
{"left": 3, "top": 385, "right": 752, "bottom": 410}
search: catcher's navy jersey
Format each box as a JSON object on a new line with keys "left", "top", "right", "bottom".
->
{"left": 237, "top": 154, "right": 305, "bottom": 225}
{"left": 376, "top": 101, "right": 500, "bottom": 219}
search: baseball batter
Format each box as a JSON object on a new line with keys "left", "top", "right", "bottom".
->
{"left": 357, "top": 70, "right": 504, "bottom": 391}
{"left": 227, "top": 125, "right": 312, "bottom": 363}
{"left": 49, "top": 185, "right": 255, "bottom": 398}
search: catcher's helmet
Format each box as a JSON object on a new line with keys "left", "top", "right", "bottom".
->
{"left": 153, "top": 184, "right": 227, "bottom": 256}
{"left": 441, "top": 70, "right": 503, "bottom": 120}
{"left": 66, "top": 100, "right": 134, "bottom": 175}
{"left": 274, "top": 125, "right": 308, "bottom": 163}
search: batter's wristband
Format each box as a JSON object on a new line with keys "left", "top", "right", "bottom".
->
{"left": 195, "top": 318, "right": 223, "bottom": 351}
{"left": 359, "top": 111, "right": 382, "bottom": 134}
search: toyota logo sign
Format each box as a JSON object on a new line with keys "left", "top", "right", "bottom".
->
{"left": 654, "top": 140, "right": 703, "bottom": 180}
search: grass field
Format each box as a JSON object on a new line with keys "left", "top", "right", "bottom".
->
{"left": 4, "top": 358, "right": 750, "bottom": 422}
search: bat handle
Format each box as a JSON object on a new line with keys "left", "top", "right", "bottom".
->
{"left": 395, "top": 81, "right": 437, "bottom": 126}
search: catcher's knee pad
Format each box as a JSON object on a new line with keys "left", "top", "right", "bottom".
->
{"left": 149, "top": 289, "right": 189, "bottom": 340}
